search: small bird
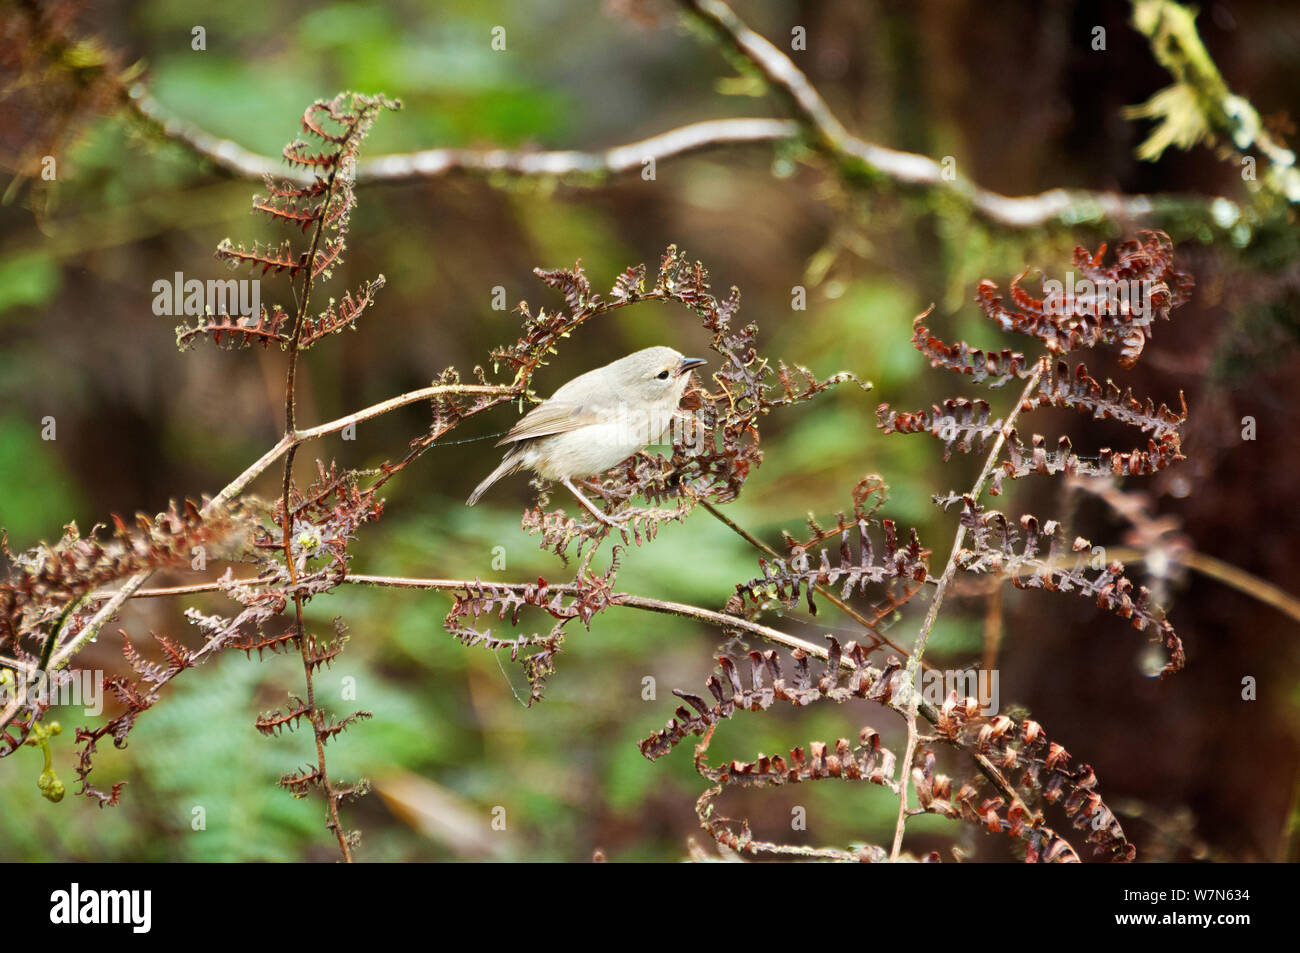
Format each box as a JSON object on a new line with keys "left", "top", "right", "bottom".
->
{"left": 467, "top": 346, "right": 707, "bottom": 525}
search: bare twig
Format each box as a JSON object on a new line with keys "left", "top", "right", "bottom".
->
{"left": 677, "top": 0, "right": 1231, "bottom": 228}
{"left": 126, "top": 87, "right": 798, "bottom": 184}
{"left": 890, "top": 711, "right": 920, "bottom": 861}
{"left": 45, "top": 380, "right": 518, "bottom": 670}
{"left": 211, "top": 382, "right": 515, "bottom": 510}
{"left": 113, "top": 8, "right": 1233, "bottom": 231}
{"left": 359, "top": 116, "right": 803, "bottom": 181}
{"left": 77, "top": 569, "right": 1027, "bottom": 813}
{"left": 1175, "top": 550, "right": 1300, "bottom": 624}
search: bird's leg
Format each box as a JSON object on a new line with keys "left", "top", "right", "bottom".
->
{"left": 561, "top": 477, "right": 628, "bottom": 527}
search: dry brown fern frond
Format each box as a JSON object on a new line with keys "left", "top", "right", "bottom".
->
{"left": 644, "top": 642, "right": 1132, "bottom": 862}
{"left": 878, "top": 231, "right": 1193, "bottom": 676}
{"left": 177, "top": 92, "right": 398, "bottom": 352}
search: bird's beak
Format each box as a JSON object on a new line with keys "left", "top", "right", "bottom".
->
{"left": 676, "top": 357, "right": 707, "bottom": 376}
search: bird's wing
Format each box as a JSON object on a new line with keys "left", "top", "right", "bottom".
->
{"left": 495, "top": 400, "right": 599, "bottom": 445}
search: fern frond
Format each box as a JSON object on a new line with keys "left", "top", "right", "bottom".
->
{"left": 214, "top": 238, "right": 301, "bottom": 276}
{"left": 282, "top": 141, "right": 342, "bottom": 171}
{"left": 297, "top": 277, "right": 385, "bottom": 348}
{"left": 648, "top": 641, "right": 1131, "bottom": 861}
{"left": 730, "top": 519, "right": 929, "bottom": 617}
{"left": 256, "top": 698, "right": 311, "bottom": 736}
{"left": 877, "top": 397, "right": 1000, "bottom": 460}
{"left": 911, "top": 308, "right": 1032, "bottom": 387}
{"left": 974, "top": 230, "right": 1193, "bottom": 367}
{"left": 279, "top": 765, "right": 323, "bottom": 797}
{"left": 73, "top": 628, "right": 207, "bottom": 806}
{"left": 318, "top": 710, "right": 372, "bottom": 744}
{"left": 928, "top": 692, "right": 1132, "bottom": 861}
{"left": 444, "top": 571, "right": 619, "bottom": 704}
{"left": 878, "top": 354, "right": 1187, "bottom": 490}
{"left": 1, "top": 500, "right": 251, "bottom": 648}
{"left": 174, "top": 306, "right": 290, "bottom": 351}
{"left": 1029, "top": 360, "right": 1185, "bottom": 438}
{"left": 956, "top": 498, "right": 1185, "bottom": 675}
{"left": 639, "top": 641, "right": 897, "bottom": 761}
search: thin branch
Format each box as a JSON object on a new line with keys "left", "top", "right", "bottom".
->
{"left": 677, "top": 0, "right": 1233, "bottom": 228}
{"left": 681, "top": 0, "right": 855, "bottom": 149}
{"left": 890, "top": 709, "right": 920, "bottom": 861}
{"left": 82, "top": 570, "right": 846, "bottom": 671}
{"left": 73, "top": 567, "right": 1031, "bottom": 814}
{"left": 1174, "top": 550, "right": 1300, "bottom": 624}
{"left": 88, "top": 580, "right": 264, "bottom": 600}
{"left": 15, "top": 0, "right": 1248, "bottom": 233}
{"left": 125, "top": 86, "right": 798, "bottom": 185}
{"left": 212, "top": 383, "right": 515, "bottom": 509}
{"left": 360, "top": 117, "right": 803, "bottom": 180}
{"left": 345, "top": 573, "right": 835, "bottom": 659}
{"left": 296, "top": 384, "right": 510, "bottom": 437}
{"left": 46, "top": 380, "right": 518, "bottom": 669}
{"left": 117, "top": 27, "right": 1231, "bottom": 231}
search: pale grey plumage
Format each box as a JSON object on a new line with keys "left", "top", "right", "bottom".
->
{"left": 467, "top": 346, "right": 705, "bottom": 513}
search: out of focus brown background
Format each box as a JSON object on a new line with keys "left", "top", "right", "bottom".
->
{"left": 0, "top": 0, "right": 1297, "bottom": 861}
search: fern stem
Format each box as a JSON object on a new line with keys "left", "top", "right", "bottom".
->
{"left": 890, "top": 714, "right": 920, "bottom": 862}
{"left": 905, "top": 360, "right": 1046, "bottom": 682}
{"left": 890, "top": 356, "right": 1047, "bottom": 860}
{"left": 277, "top": 137, "right": 355, "bottom": 861}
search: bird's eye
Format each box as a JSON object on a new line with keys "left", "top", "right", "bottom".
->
{"left": 655, "top": 370, "right": 670, "bottom": 380}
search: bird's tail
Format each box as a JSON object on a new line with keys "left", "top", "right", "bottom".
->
{"left": 467, "top": 450, "right": 522, "bottom": 505}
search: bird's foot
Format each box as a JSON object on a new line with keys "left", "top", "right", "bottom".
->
{"left": 561, "top": 477, "right": 630, "bottom": 528}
